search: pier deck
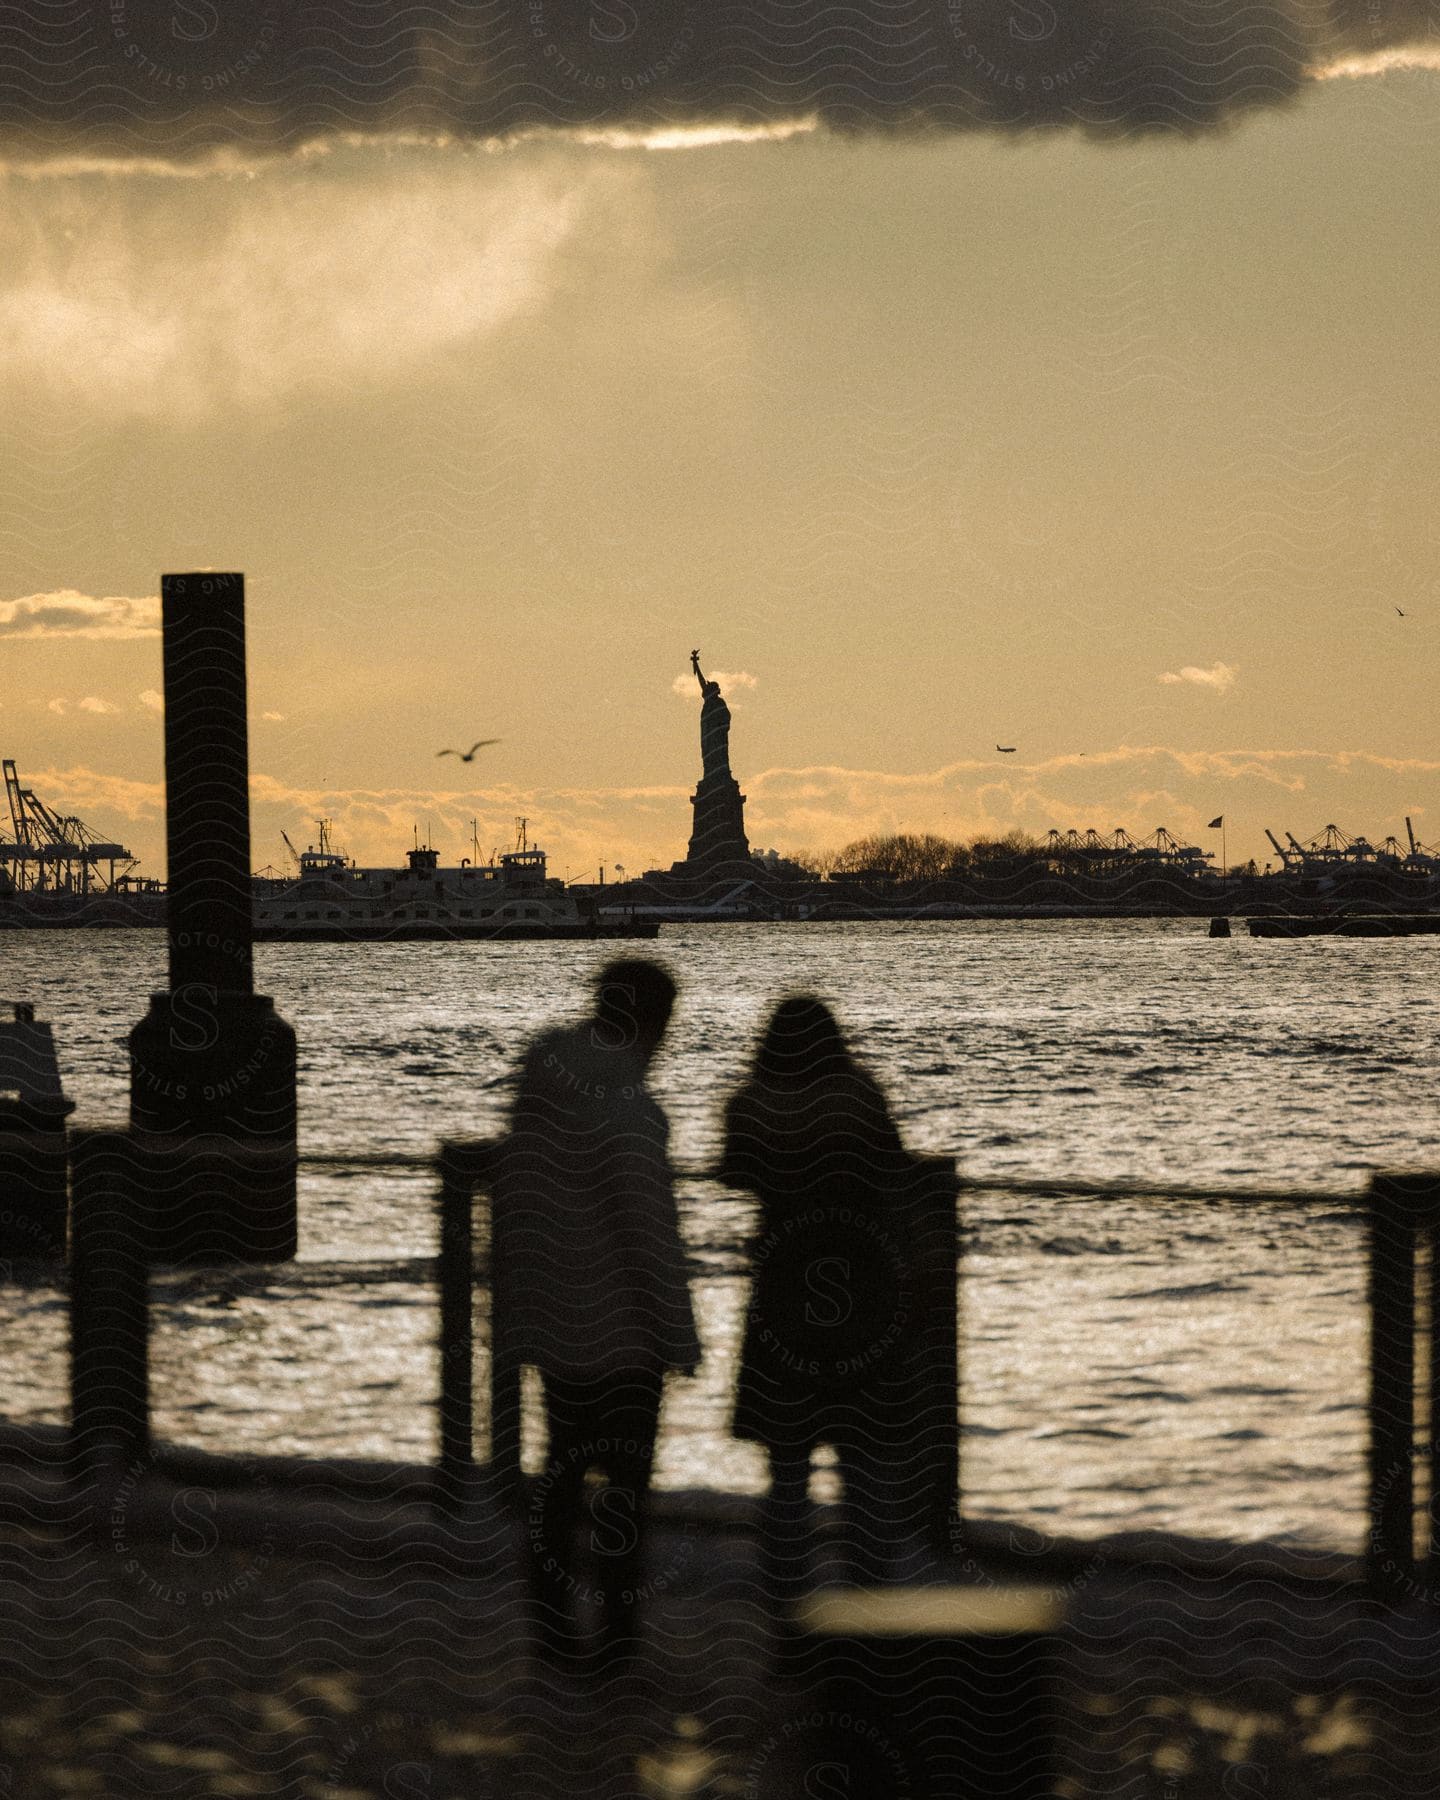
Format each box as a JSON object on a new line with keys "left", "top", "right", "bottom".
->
{"left": 0, "top": 1450, "right": 1426, "bottom": 1798}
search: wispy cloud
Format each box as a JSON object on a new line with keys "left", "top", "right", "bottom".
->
{"left": 77, "top": 696, "right": 119, "bottom": 715}
{"left": 1158, "top": 662, "right": 1237, "bottom": 694}
{"left": 0, "top": 591, "right": 160, "bottom": 641}
{"left": 0, "top": 161, "right": 611, "bottom": 416}
{"left": 672, "top": 670, "right": 758, "bottom": 703}
{"left": 21, "top": 768, "right": 165, "bottom": 825}
{"left": 138, "top": 690, "right": 164, "bottom": 713}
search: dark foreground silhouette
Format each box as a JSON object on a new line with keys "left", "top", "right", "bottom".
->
{"left": 494, "top": 959, "right": 700, "bottom": 1667}
{"left": 719, "top": 995, "right": 956, "bottom": 1595}
{"left": 495, "top": 965, "right": 957, "bottom": 1666}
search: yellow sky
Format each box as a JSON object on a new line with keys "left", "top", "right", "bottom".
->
{"left": 2, "top": 68, "right": 1439, "bottom": 877}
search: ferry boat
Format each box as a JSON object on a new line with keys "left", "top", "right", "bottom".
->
{"left": 253, "top": 822, "right": 655, "bottom": 943}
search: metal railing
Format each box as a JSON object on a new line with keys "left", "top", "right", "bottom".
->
{"left": 42, "top": 1129, "right": 1440, "bottom": 1599}
{"left": 941, "top": 1168, "right": 1435, "bottom": 1598}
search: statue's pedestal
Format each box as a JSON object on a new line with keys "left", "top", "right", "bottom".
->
{"left": 687, "top": 773, "right": 749, "bottom": 867}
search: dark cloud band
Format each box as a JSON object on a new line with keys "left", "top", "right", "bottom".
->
{"left": 2, "top": 0, "right": 1437, "bottom": 164}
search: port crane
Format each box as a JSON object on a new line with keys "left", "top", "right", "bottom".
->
{"left": 1264, "top": 820, "right": 1440, "bottom": 880}
{"left": 0, "top": 760, "right": 137, "bottom": 895}
{"left": 1041, "top": 825, "right": 1213, "bottom": 873}
{"left": 1402, "top": 817, "right": 1440, "bottom": 875}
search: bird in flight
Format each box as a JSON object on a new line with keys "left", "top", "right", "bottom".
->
{"left": 436, "top": 739, "right": 501, "bottom": 762}
{"left": 996, "top": 744, "right": 1017, "bottom": 753}
{"left": 1396, "top": 607, "right": 1407, "bottom": 617}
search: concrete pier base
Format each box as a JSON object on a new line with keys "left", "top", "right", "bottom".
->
{"left": 126, "top": 996, "right": 298, "bottom": 1263}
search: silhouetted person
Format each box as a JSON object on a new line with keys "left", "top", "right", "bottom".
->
{"left": 720, "top": 997, "right": 953, "bottom": 1596}
{"left": 495, "top": 958, "right": 700, "bottom": 1670}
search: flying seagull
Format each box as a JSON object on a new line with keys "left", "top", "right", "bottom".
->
{"left": 996, "top": 744, "right": 1017, "bottom": 753}
{"left": 436, "top": 739, "right": 501, "bottom": 762}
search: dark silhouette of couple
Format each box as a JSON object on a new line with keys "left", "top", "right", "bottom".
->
{"left": 495, "top": 958, "right": 956, "bottom": 1668}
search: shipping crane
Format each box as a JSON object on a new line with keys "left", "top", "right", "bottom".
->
{"left": 1041, "top": 825, "right": 1212, "bottom": 873}
{"left": 1270, "top": 822, "right": 1430, "bottom": 880}
{"left": 0, "top": 760, "right": 137, "bottom": 895}
{"left": 1402, "top": 817, "right": 1440, "bottom": 875}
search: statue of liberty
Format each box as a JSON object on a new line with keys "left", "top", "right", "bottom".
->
{"left": 683, "top": 648, "right": 749, "bottom": 867}
{"left": 691, "top": 648, "right": 733, "bottom": 780}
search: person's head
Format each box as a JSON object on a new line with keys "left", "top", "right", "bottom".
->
{"left": 592, "top": 958, "right": 677, "bottom": 1066}
{"left": 751, "top": 994, "right": 854, "bottom": 1085}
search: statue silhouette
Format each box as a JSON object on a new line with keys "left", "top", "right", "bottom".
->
{"left": 684, "top": 650, "right": 749, "bottom": 865}
{"left": 691, "top": 649, "right": 734, "bottom": 781}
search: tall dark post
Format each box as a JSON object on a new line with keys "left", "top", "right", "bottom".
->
{"left": 129, "top": 573, "right": 297, "bottom": 1264}
{"left": 161, "top": 570, "right": 255, "bottom": 997}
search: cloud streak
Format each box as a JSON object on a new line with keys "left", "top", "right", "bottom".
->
{"left": 1, "top": 2, "right": 1437, "bottom": 170}
{"left": 1158, "top": 661, "right": 1238, "bottom": 692}
{"left": 0, "top": 590, "right": 159, "bottom": 640}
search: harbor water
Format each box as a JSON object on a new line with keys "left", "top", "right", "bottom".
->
{"left": 4, "top": 918, "right": 1437, "bottom": 1553}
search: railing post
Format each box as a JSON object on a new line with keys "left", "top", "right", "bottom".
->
{"left": 1422, "top": 1180, "right": 1440, "bottom": 1594}
{"left": 489, "top": 1166, "right": 522, "bottom": 1510}
{"left": 912, "top": 1154, "right": 961, "bottom": 1547}
{"left": 436, "top": 1142, "right": 474, "bottom": 1509}
{"left": 69, "top": 1132, "right": 150, "bottom": 1479}
{"left": 1366, "top": 1172, "right": 1432, "bottom": 1599}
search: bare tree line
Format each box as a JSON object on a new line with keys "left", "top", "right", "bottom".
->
{"left": 784, "top": 832, "right": 1042, "bottom": 882}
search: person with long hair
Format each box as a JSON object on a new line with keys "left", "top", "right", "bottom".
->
{"left": 720, "top": 995, "right": 945, "bottom": 1596}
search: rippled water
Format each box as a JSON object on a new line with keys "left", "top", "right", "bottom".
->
{"left": 5, "top": 919, "right": 1438, "bottom": 1550}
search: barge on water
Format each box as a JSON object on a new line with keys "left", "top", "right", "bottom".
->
{"left": 1248, "top": 915, "right": 1440, "bottom": 938}
{"left": 253, "top": 823, "right": 655, "bottom": 943}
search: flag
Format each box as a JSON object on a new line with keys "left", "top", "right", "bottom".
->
{"left": 1207, "top": 816, "right": 1224, "bottom": 829}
